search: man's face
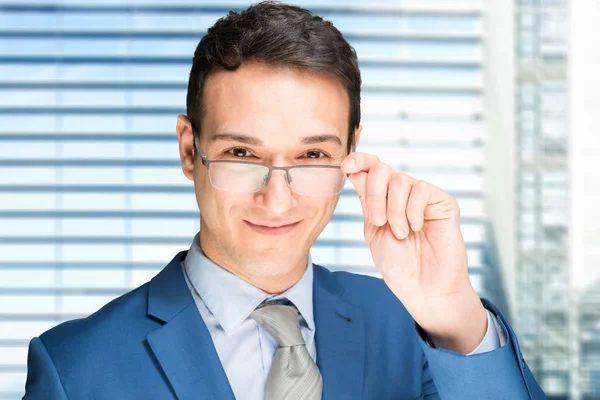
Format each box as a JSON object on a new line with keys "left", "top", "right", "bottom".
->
{"left": 179, "top": 62, "right": 361, "bottom": 291}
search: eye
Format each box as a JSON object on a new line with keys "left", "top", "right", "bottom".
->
{"left": 226, "top": 147, "right": 253, "bottom": 158}
{"left": 304, "top": 150, "right": 328, "bottom": 159}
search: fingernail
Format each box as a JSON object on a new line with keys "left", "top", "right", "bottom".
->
{"left": 394, "top": 225, "right": 407, "bottom": 238}
{"left": 343, "top": 159, "right": 355, "bottom": 170}
{"left": 370, "top": 212, "right": 384, "bottom": 225}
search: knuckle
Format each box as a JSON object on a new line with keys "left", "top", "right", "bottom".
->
{"left": 415, "top": 179, "right": 429, "bottom": 190}
{"left": 390, "top": 173, "right": 404, "bottom": 186}
{"left": 371, "top": 162, "right": 388, "bottom": 175}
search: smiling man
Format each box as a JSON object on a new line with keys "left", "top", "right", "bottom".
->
{"left": 23, "top": 2, "right": 546, "bottom": 399}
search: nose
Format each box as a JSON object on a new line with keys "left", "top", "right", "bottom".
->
{"left": 258, "top": 169, "right": 296, "bottom": 214}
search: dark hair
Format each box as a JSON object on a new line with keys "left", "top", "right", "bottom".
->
{"left": 186, "top": 0, "right": 361, "bottom": 154}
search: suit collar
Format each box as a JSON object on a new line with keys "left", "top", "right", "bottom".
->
{"left": 145, "top": 252, "right": 365, "bottom": 400}
{"left": 146, "top": 251, "right": 193, "bottom": 323}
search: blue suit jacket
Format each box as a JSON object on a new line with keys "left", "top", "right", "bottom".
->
{"left": 23, "top": 251, "right": 547, "bottom": 399}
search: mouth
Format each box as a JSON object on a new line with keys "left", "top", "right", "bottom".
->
{"left": 243, "top": 220, "right": 302, "bottom": 235}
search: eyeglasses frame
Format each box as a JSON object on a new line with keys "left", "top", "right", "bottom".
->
{"left": 189, "top": 122, "right": 356, "bottom": 195}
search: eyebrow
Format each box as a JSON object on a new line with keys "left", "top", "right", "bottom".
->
{"left": 209, "top": 133, "right": 343, "bottom": 147}
{"left": 300, "top": 134, "right": 343, "bottom": 146}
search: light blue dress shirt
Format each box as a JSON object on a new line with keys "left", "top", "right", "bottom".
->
{"left": 181, "top": 232, "right": 501, "bottom": 400}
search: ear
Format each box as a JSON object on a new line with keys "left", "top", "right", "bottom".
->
{"left": 176, "top": 114, "right": 195, "bottom": 181}
{"left": 353, "top": 124, "right": 362, "bottom": 151}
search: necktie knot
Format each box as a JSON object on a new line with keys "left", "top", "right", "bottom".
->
{"left": 250, "top": 301, "right": 323, "bottom": 400}
{"left": 251, "top": 303, "right": 305, "bottom": 347}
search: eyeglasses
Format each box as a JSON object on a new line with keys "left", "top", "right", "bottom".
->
{"left": 194, "top": 135, "right": 351, "bottom": 197}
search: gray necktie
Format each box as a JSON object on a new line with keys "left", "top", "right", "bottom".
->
{"left": 251, "top": 303, "right": 323, "bottom": 400}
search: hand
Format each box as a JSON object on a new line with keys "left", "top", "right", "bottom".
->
{"left": 341, "top": 152, "right": 488, "bottom": 354}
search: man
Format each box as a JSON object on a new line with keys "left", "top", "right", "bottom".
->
{"left": 23, "top": 2, "right": 547, "bottom": 399}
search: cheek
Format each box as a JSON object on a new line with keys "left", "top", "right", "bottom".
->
{"left": 195, "top": 179, "right": 233, "bottom": 225}
{"left": 212, "top": 193, "right": 256, "bottom": 229}
{"left": 193, "top": 169, "right": 211, "bottom": 204}
{"left": 305, "top": 197, "right": 338, "bottom": 227}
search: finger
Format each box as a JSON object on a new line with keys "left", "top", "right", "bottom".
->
{"left": 365, "top": 162, "right": 395, "bottom": 226}
{"left": 423, "top": 184, "right": 461, "bottom": 226}
{"left": 386, "top": 174, "right": 414, "bottom": 239}
{"left": 406, "top": 180, "right": 433, "bottom": 232}
{"left": 342, "top": 152, "right": 381, "bottom": 218}
{"left": 347, "top": 171, "right": 369, "bottom": 219}
{"left": 340, "top": 152, "right": 381, "bottom": 175}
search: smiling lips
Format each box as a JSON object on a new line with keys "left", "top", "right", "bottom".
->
{"left": 244, "top": 220, "right": 301, "bottom": 235}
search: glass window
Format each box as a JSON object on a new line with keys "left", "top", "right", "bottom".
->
{"left": 0, "top": 2, "right": 495, "bottom": 395}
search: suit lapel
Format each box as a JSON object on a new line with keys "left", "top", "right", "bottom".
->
{"left": 143, "top": 252, "right": 365, "bottom": 400}
{"left": 313, "top": 264, "right": 365, "bottom": 400}
{"left": 145, "top": 251, "right": 235, "bottom": 400}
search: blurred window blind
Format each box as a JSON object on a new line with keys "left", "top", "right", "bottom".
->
{"left": 0, "top": 1, "right": 484, "bottom": 397}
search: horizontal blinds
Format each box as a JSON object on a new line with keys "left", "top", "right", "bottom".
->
{"left": 0, "top": 1, "right": 486, "bottom": 398}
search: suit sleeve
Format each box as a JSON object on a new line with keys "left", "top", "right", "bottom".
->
{"left": 416, "top": 298, "right": 548, "bottom": 400}
{"left": 22, "top": 337, "right": 69, "bottom": 400}
{"left": 421, "top": 358, "right": 441, "bottom": 400}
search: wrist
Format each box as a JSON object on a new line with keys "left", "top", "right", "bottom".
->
{"left": 420, "top": 292, "right": 488, "bottom": 354}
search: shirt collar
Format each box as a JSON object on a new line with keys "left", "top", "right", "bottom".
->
{"left": 183, "top": 231, "right": 315, "bottom": 334}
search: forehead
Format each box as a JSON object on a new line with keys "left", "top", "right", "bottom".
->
{"left": 200, "top": 62, "right": 349, "bottom": 147}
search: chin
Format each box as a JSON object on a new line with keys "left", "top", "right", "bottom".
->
{"left": 245, "top": 245, "right": 299, "bottom": 261}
